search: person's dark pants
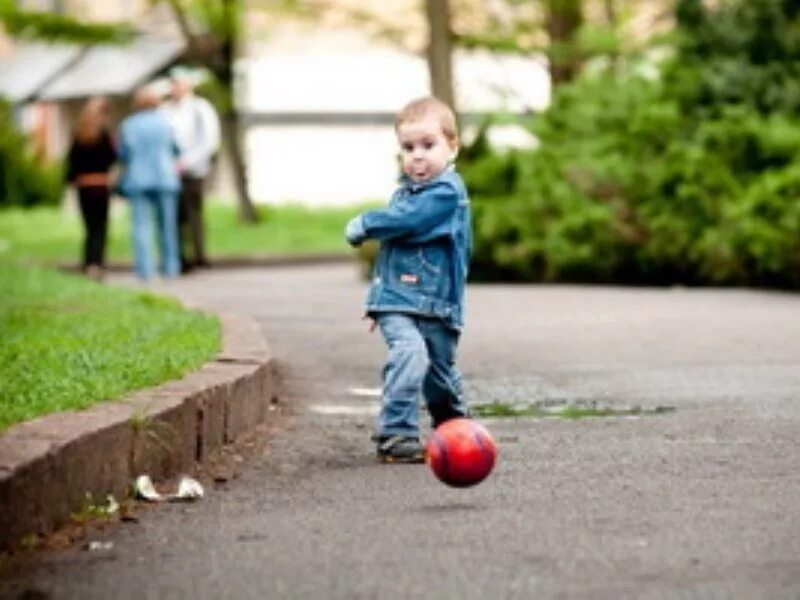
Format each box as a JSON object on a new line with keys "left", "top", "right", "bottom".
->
{"left": 77, "top": 185, "right": 110, "bottom": 269}
{"left": 178, "top": 175, "right": 208, "bottom": 270}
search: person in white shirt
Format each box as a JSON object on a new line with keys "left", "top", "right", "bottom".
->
{"left": 163, "top": 69, "right": 221, "bottom": 272}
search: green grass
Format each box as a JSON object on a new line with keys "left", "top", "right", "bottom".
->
{"left": 472, "top": 401, "right": 676, "bottom": 419}
{"left": 0, "top": 201, "right": 378, "bottom": 264}
{"left": 0, "top": 262, "right": 221, "bottom": 431}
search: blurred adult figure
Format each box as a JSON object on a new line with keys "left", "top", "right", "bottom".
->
{"left": 118, "top": 86, "right": 181, "bottom": 281}
{"left": 66, "top": 96, "right": 117, "bottom": 281}
{"left": 163, "top": 69, "right": 221, "bottom": 273}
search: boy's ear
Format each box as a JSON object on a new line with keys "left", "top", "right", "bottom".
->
{"left": 449, "top": 144, "right": 459, "bottom": 161}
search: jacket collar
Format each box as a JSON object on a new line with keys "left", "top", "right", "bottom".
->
{"left": 400, "top": 164, "right": 455, "bottom": 192}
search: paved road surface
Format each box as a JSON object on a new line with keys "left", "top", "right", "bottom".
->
{"left": 2, "top": 264, "right": 800, "bottom": 599}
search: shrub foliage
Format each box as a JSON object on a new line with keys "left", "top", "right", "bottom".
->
{"left": 0, "top": 100, "right": 64, "bottom": 208}
{"left": 463, "top": 0, "right": 800, "bottom": 287}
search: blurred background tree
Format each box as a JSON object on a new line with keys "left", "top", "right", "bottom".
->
{"left": 0, "top": 0, "right": 136, "bottom": 209}
{"left": 5, "top": 0, "right": 800, "bottom": 288}
{"left": 461, "top": 0, "right": 800, "bottom": 288}
{"left": 162, "top": 0, "right": 261, "bottom": 223}
{"left": 0, "top": 0, "right": 299, "bottom": 222}
{"left": 425, "top": 0, "right": 456, "bottom": 109}
{"left": 0, "top": 99, "right": 64, "bottom": 207}
{"left": 0, "top": 0, "right": 134, "bottom": 43}
{"left": 544, "top": 0, "right": 584, "bottom": 83}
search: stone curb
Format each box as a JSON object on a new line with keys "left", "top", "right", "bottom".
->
{"left": 0, "top": 307, "right": 281, "bottom": 553}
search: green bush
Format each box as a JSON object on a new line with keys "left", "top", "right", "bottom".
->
{"left": 671, "top": 0, "right": 800, "bottom": 116}
{"left": 0, "top": 100, "right": 65, "bottom": 207}
{"left": 462, "top": 0, "right": 800, "bottom": 288}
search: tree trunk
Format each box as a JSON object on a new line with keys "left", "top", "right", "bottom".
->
{"left": 220, "top": 113, "right": 257, "bottom": 223}
{"left": 604, "top": 0, "right": 618, "bottom": 26}
{"left": 545, "top": 0, "right": 584, "bottom": 84}
{"left": 425, "top": 0, "right": 456, "bottom": 110}
{"left": 218, "top": 0, "right": 258, "bottom": 223}
{"left": 168, "top": 0, "right": 258, "bottom": 222}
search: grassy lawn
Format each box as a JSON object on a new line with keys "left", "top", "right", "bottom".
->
{"left": 0, "top": 201, "right": 376, "bottom": 264}
{"left": 0, "top": 199, "right": 375, "bottom": 430}
{"left": 0, "top": 262, "right": 221, "bottom": 431}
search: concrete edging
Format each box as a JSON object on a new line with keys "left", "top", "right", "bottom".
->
{"left": 0, "top": 308, "right": 280, "bottom": 552}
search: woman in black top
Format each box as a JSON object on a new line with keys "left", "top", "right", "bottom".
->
{"left": 66, "top": 96, "right": 117, "bottom": 280}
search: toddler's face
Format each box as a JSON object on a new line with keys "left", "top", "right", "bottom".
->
{"left": 397, "top": 114, "right": 457, "bottom": 182}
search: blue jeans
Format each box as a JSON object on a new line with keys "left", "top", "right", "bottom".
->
{"left": 376, "top": 313, "right": 470, "bottom": 437}
{"left": 129, "top": 190, "right": 180, "bottom": 280}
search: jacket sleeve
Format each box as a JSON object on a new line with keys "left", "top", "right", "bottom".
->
{"left": 117, "top": 123, "right": 130, "bottom": 164}
{"left": 360, "top": 179, "right": 459, "bottom": 242}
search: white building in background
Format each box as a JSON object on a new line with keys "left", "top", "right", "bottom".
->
{"left": 0, "top": 3, "right": 549, "bottom": 207}
{"left": 3, "top": 0, "right": 675, "bottom": 207}
{"left": 238, "top": 27, "right": 548, "bottom": 206}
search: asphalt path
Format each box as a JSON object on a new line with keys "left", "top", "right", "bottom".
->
{"left": 2, "top": 263, "right": 800, "bottom": 599}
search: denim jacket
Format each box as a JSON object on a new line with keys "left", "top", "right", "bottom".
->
{"left": 118, "top": 109, "right": 181, "bottom": 196}
{"left": 346, "top": 167, "right": 472, "bottom": 330}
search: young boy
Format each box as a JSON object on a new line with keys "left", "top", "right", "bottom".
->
{"left": 345, "top": 96, "right": 473, "bottom": 463}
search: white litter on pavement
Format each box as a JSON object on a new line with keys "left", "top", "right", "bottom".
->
{"left": 105, "top": 495, "right": 119, "bottom": 515}
{"left": 175, "top": 476, "right": 204, "bottom": 500}
{"left": 85, "top": 541, "right": 114, "bottom": 552}
{"left": 134, "top": 475, "right": 162, "bottom": 502}
{"left": 347, "top": 387, "right": 382, "bottom": 397}
{"left": 134, "top": 475, "right": 205, "bottom": 502}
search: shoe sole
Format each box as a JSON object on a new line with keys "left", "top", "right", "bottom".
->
{"left": 378, "top": 453, "right": 426, "bottom": 464}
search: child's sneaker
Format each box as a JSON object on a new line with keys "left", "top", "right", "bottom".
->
{"left": 375, "top": 435, "right": 425, "bottom": 464}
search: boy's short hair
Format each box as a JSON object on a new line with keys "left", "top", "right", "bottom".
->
{"left": 396, "top": 96, "right": 459, "bottom": 147}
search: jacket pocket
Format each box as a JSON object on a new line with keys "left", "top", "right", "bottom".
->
{"left": 390, "top": 244, "right": 448, "bottom": 297}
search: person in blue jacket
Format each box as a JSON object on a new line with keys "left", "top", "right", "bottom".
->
{"left": 118, "top": 86, "right": 181, "bottom": 281}
{"left": 345, "top": 96, "right": 473, "bottom": 463}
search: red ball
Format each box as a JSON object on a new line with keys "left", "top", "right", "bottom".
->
{"left": 427, "top": 418, "right": 497, "bottom": 487}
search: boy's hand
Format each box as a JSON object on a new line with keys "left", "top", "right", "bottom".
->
{"left": 345, "top": 215, "right": 366, "bottom": 247}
